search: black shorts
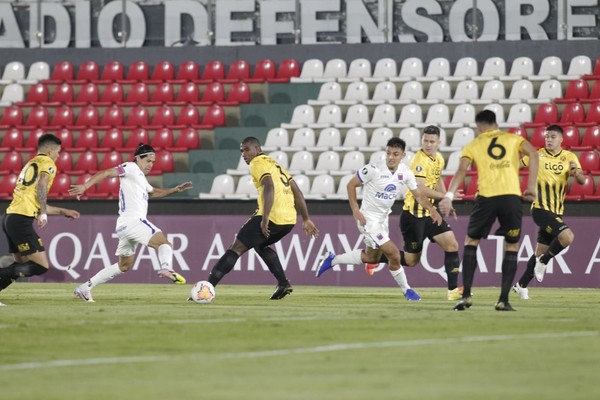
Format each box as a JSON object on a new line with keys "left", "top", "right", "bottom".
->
{"left": 236, "top": 215, "right": 294, "bottom": 251}
{"left": 467, "top": 195, "right": 523, "bottom": 244}
{"left": 2, "top": 213, "right": 45, "bottom": 255}
{"left": 400, "top": 210, "right": 452, "bottom": 253}
{"left": 531, "top": 208, "right": 569, "bottom": 246}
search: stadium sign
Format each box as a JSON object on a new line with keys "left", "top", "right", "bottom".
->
{"left": 0, "top": 0, "right": 596, "bottom": 48}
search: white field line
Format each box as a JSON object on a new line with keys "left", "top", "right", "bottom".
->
{"left": 0, "top": 330, "right": 597, "bottom": 372}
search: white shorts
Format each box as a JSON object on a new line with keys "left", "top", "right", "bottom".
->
{"left": 115, "top": 218, "right": 161, "bottom": 257}
{"left": 357, "top": 218, "right": 390, "bottom": 249}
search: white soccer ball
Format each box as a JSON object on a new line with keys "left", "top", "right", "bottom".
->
{"left": 190, "top": 280, "right": 216, "bottom": 303}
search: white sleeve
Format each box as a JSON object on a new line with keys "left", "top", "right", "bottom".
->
{"left": 404, "top": 169, "right": 419, "bottom": 191}
{"left": 357, "top": 164, "right": 376, "bottom": 184}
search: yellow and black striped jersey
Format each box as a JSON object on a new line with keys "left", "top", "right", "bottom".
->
{"left": 6, "top": 153, "right": 57, "bottom": 217}
{"left": 522, "top": 148, "right": 580, "bottom": 215}
{"left": 250, "top": 153, "right": 297, "bottom": 225}
{"left": 403, "top": 150, "right": 444, "bottom": 217}
{"left": 461, "top": 130, "right": 524, "bottom": 197}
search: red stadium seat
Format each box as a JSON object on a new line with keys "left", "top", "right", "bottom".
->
{"left": 151, "top": 128, "right": 174, "bottom": 150}
{"left": 72, "top": 150, "right": 99, "bottom": 175}
{"left": 148, "top": 82, "right": 174, "bottom": 105}
{"left": 580, "top": 102, "right": 600, "bottom": 127}
{"left": 200, "top": 61, "right": 225, "bottom": 82}
{"left": 148, "top": 151, "right": 174, "bottom": 175}
{"left": 560, "top": 126, "right": 580, "bottom": 149}
{"left": 122, "top": 128, "right": 150, "bottom": 152}
{"left": 222, "top": 60, "right": 250, "bottom": 83}
{"left": 174, "top": 61, "right": 201, "bottom": 82}
{"left": 508, "top": 126, "right": 528, "bottom": 140}
{"left": 54, "top": 128, "right": 74, "bottom": 150}
{"left": 18, "top": 129, "right": 44, "bottom": 152}
{"left": 99, "top": 150, "right": 123, "bottom": 170}
{"left": 0, "top": 173, "right": 18, "bottom": 198}
{"left": 170, "top": 82, "right": 200, "bottom": 105}
{"left": 275, "top": 58, "right": 301, "bottom": 82}
{"left": 462, "top": 175, "right": 478, "bottom": 201}
{"left": 572, "top": 125, "right": 600, "bottom": 151}
{"left": 199, "top": 82, "right": 225, "bottom": 105}
{"left": 560, "top": 102, "right": 585, "bottom": 125}
{"left": 45, "top": 61, "right": 74, "bottom": 84}
{"left": 48, "top": 105, "right": 74, "bottom": 129}
{"left": 578, "top": 150, "right": 600, "bottom": 174}
{"left": 147, "top": 105, "right": 177, "bottom": 129}
{"left": 176, "top": 105, "right": 202, "bottom": 128}
{"left": 73, "top": 105, "right": 100, "bottom": 129}
{"left": 248, "top": 59, "right": 276, "bottom": 83}
{"left": 555, "top": 79, "right": 589, "bottom": 104}
{"left": 201, "top": 104, "right": 226, "bottom": 128}
{"left": 74, "top": 173, "right": 96, "bottom": 199}
{"left": 54, "top": 151, "right": 73, "bottom": 173}
{"left": 20, "top": 83, "right": 49, "bottom": 106}
{"left": 126, "top": 61, "right": 150, "bottom": 82}
{"left": 98, "top": 128, "right": 125, "bottom": 151}
{"left": 72, "top": 82, "right": 100, "bottom": 106}
{"left": 98, "top": 61, "right": 125, "bottom": 83}
{"left": 98, "top": 105, "right": 125, "bottom": 129}
{"left": 48, "top": 173, "right": 72, "bottom": 199}
{"left": 50, "top": 82, "right": 74, "bottom": 105}
{"left": 96, "top": 82, "right": 123, "bottom": 106}
{"left": 0, "top": 128, "right": 24, "bottom": 151}
{"left": 0, "top": 105, "right": 23, "bottom": 129}
{"left": 124, "top": 106, "right": 149, "bottom": 128}
{"left": 20, "top": 106, "right": 49, "bottom": 129}
{"left": 150, "top": 61, "right": 175, "bottom": 83}
{"left": 222, "top": 81, "right": 251, "bottom": 105}
{"left": 565, "top": 174, "right": 595, "bottom": 200}
{"left": 76, "top": 61, "right": 100, "bottom": 82}
{"left": 584, "top": 80, "right": 600, "bottom": 103}
{"left": 123, "top": 82, "right": 149, "bottom": 105}
{"left": 523, "top": 103, "right": 558, "bottom": 128}
{"left": 583, "top": 57, "right": 600, "bottom": 80}
{"left": 442, "top": 175, "right": 465, "bottom": 194}
{"left": 172, "top": 127, "right": 200, "bottom": 151}
{"left": 92, "top": 176, "right": 120, "bottom": 199}
{"left": 0, "top": 151, "right": 22, "bottom": 174}
{"left": 529, "top": 126, "right": 546, "bottom": 148}
{"left": 73, "top": 128, "right": 99, "bottom": 152}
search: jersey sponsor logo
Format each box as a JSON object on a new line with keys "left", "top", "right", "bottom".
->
{"left": 17, "top": 242, "right": 30, "bottom": 252}
{"left": 544, "top": 162, "right": 565, "bottom": 175}
{"left": 375, "top": 191, "right": 396, "bottom": 200}
{"left": 384, "top": 184, "right": 396, "bottom": 192}
{"left": 489, "top": 160, "right": 511, "bottom": 169}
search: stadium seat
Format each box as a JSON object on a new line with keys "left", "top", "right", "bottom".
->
{"left": 308, "top": 82, "right": 343, "bottom": 106}
{"left": 501, "top": 79, "right": 534, "bottom": 104}
{"left": 20, "top": 106, "right": 48, "bottom": 129}
{"left": 484, "top": 102, "right": 506, "bottom": 123}
{"left": 19, "top": 83, "right": 48, "bottom": 106}
{"left": 0, "top": 173, "right": 18, "bottom": 198}
{"left": 316, "top": 58, "right": 347, "bottom": 82}
{"left": 72, "top": 151, "right": 99, "bottom": 175}
{"left": 326, "top": 174, "right": 360, "bottom": 200}
{"left": 523, "top": 102, "right": 559, "bottom": 128}
{"left": 583, "top": 56, "right": 600, "bottom": 80}
{"left": 392, "top": 57, "right": 424, "bottom": 82}
{"left": 148, "top": 82, "right": 175, "bottom": 105}
{"left": 45, "top": 61, "right": 74, "bottom": 84}
{"left": 76, "top": 61, "right": 100, "bottom": 83}
{"left": 99, "top": 61, "right": 125, "bottom": 83}
{"left": 472, "top": 80, "right": 506, "bottom": 104}
{"left": 337, "top": 81, "right": 369, "bottom": 105}
{"left": 446, "top": 80, "right": 479, "bottom": 104}
{"left": 126, "top": 61, "right": 150, "bottom": 82}
{"left": 73, "top": 128, "right": 99, "bottom": 152}
{"left": 309, "top": 151, "right": 339, "bottom": 176}
{"left": 172, "top": 127, "right": 200, "bottom": 151}
{"left": 50, "top": 82, "right": 75, "bottom": 104}
{"left": 199, "top": 82, "right": 225, "bottom": 105}
{"left": 392, "top": 80, "right": 424, "bottom": 105}
{"left": 201, "top": 60, "right": 225, "bottom": 82}
{"left": 508, "top": 126, "right": 528, "bottom": 140}
{"left": 364, "top": 58, "right": 397, "bottom": 82}
{"left": 360, "top": 127, "right": 393, "bottom": 152}
{"left": 562, "top": 126, "right": 581, "bottom": 149}
{"left": 222, "top": 81, "right": 251, "bottom": 105}
{"left": 261, "top": 127, "right": 289, "bottom": 152}
{"left": 148, "top": 105, "right": 176, "bottom": 129}
{"left": 0, "top": 83, "right": 24, "bottom": 106}
{"left": 175, "top": 61, "right": 201, "bottom": 82}
{"left": 282, "top": 128, "right": 316, "bottom": 151}
{"left": 565, "top": 174, "right": 595, "bottom": 200}
{"left": 419, "top": 57, "right": 450, "bottom": 82}
{"left": 0, "top": 128, "right": 23, "bottom": 151}
{"left": 73, "top": 105, "right": 100, "bottom": 129}
{"left": 201, "top": 104, "right": 226, "bottom": 128}
{"left": 150, "top": 61, "right": 175, "bottom": 83}
{"left": 304, "top": 174, "right": 335, "bottom": 199}
{"left": 281, "top": 105, "right": 315, "bottom": 129}
{"left": 572, "top": 125, "right": 600, "bottom": 151}
{"left": 398, "top": 127, "right": 421, "bottom": 150}
{"left": 288, "top": 150, "right": 314, "bottom": 175}
{"left": 309, "top": 104, "right": 342, "bottom": 129}
{"left": 363, "top": 81, "right": 397, "bottom": 106}
{"left": 530, "top": 126, "right": 547, "bottom": 148}
{"left": 73, "top": 82, "right": 100, "bottom": 106}
{"left": 268, "top": 151, "right": 289, "bottom": 169}
{"left": 98, "top": 105, "right": 125, "bottom": 129}
{"left": 389, "top": 104, "right": 423, "bottom": 129}
{"left": 225, "top": 156, "right": 250, "bottom": 176}
{"left": 309, "top": 127, "right": 341, "bottom": 152}
{"left": 530, "top": 79, "right": 562, "bottom": 104}
{"left": 335, "top": 104, "right": 369, "bottom": 129}
{"left": 502, "top": 103, "right": 532, "bottom": 128}
{"left": 560, "top": 102, "right": 585, "bottom": 126}
{"left": 124, "top": 106, "right": 150, "bottom": 129}
{"left": 444, "top": 127, "right": 475, "bottom": 151}
{"left": 560, "top": 55, "right": 592, "bottom": 80}
{"left": 73, "top": 173, "right": 96, "bottom": 199}
{"left": 580, "top": 102, "right": 600, "bottom": 127}
{"left": 199, "top": 174, "right": 236, "bottom": 199}
{"left": 99, "top": 150, "right": 123, "bottom": 170}
{"left": 333, "top": 151, "right": 365, "bottom": 176}
{"left": 222, "top": 60, "right": 250, "bottom": 83}
{"left": 339, "top": 58, "right": 371, "bottom": 82}
{"left": 274, "top": 58, "right": 300, "bottom": 82}
{"left": 335, "top": 127, "right": 368, "bottom": 151}
{"left": 91, "top": 176, "right": 120, "bottom": 199}
{"left": 122, "top": 128, "right": 150, "bottom": 152}
{"left": 583, "top": 80, "right": 600, "bottom": 103}
{"left": 578, "top": 150, "right": 600, "bottom": 174}
{"left": 447, "top": 57, "right": 478, "bottom": 81}
{"left": 48, "top": 173, "right": 71, "bottom": 199}
{"left": 176, "top": 105, "right": 203, "bottom": 128}
{"left": 531, "top": 56, "right": 563, "bottom": 81}
{"left": 247, "top": 59, "right": 276, "bottom": 83}
{"left": 449, "top": 103, "right": 476, "bottom": 127}
{"left": 151, "top": 128, "right": 174, "bottom": 151}
{"left": 48, "top": 105, "right": 74, "bottom": 129}
{"left": 123, "top": 82, "right": 150, "bottom": 105}
{"left": 474, "top": 57, "right": 506, "bottom": 81}
{"left": 420, "top": 104, "right": 452, "bottom": 128}
{"left": 291, "top": 59, "right": 324, "bottom": 83}
{"left": 369, "top": 150, "right": 386, "bottom": 164}
{"left": 363, "top": 104, "right": 396, "bottom": 129}
{"left": 419, "top": 80, "right": 451, "bottom": 104}
{"left": 555, "top": 79, "right": 589, "bottom": 104}
{"left": 0, "top": 61, "right": 25, "bottom": 84}
{"left": 172, "top": 81, "right": 201, "bottom": 105}
{"left": 98, "top": 82, "right": 124, "bottom": 105}
{"left": 501, "top": 56, "right": 534, "bottom": 81}
{"left": 99, "top": 128, "right": 125, "bottom": 151}
{"left": 0, "top": 150, "right": 22, "bottom": 174}
{"left": 223, "top": 174, "right": 257, "bottom": 200}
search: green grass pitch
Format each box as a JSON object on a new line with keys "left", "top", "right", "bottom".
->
{"left": 0, "top": 283, "right": 598, "bottom": 400}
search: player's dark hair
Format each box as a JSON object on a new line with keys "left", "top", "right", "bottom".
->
{"left": 386, "top": 137, "right": 406, "bottom": 151}
{"left": 134, "top": 143, "right": 156, "bottom": 158}
{"left": 423, "top": 125, "right": 440, "bottom": 136}
{"left": 475, "top": 110, "right": 497, "bottom": 125}
{"left": 546, "top": 124, "right": 563, "bottom": 135}
{"left": 38, "top": 133, "right": 61, "bottom": 147}
{"left": 242, "top": 136, "right": 261, "bottom": 146}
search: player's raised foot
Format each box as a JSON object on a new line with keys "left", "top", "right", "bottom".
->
{"left": 270, "top": 282, "right": 293, "bottom": 300}
{"left": 158, "top": 269, "right": 186, "bottom": 284}
{"left": 0, "top": 301, "right": 7, "bottom": 307}
{"left": 447, "top": 287, "right": 463, "bottom": 301}
{"left": 74, "top": 286, "right": 95, "bottom": 303}
{"left": 533, "top": 257, "right": 547, "bottom": 282}
{"left": 365, "top": 263, "right": 378, "bottom": 276}
{"left": 512, "top": 283, "right": 529, "bottom": 300}
{"left": 315, "top": 252, "right": 336, "bottom": 278}
{"left": 495, "top": 301, "right": 516, "bottom": 311}
{"left": 403, "top": 288, "right": 421, "bottom": 301}
{"left": 453, "top": 296, "right": 473, "bottom": 311}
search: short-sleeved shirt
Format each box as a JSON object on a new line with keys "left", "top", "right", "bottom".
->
{"left": 522, "top": 148, "right": 580, "bottom": 215}
{"left": 357, "top": 161, "right": 418, "bottom": 222}
{"left": 250, "top": 154, "right": 297, "bottom": 225}
{"left": 403, "top": 150, "right": 444, "bottom": 217}
{"left": 116, "top": 162, "right": 154, "bottom": 221}
{"left": 460, "top": 130, "right": 524, "bottom": 197}
{"left": 6, "top": 153, "right": 57, "bottom": 217}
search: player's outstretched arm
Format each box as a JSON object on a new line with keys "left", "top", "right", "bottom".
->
{"left": 68, "top": 168, "right": 119, "bottom": 199}
{"left": 290, "top": 179, "right": 319, "bottom": 238}
{"left": 520, "top": 141, "right": 539, "bottom": 201}
{"left": 46, "top": 205, "right": 80, "bottom": 220}
{"left": 150, "top": 181, "right": 193, "bottom": 199}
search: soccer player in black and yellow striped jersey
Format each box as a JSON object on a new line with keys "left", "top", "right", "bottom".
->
{"left": 205, "top": 137, "right": 319, "bottom": 300}
{"left": 439, "top": 110, "right": 539, "bottom": 311}
{"left": 0, "top": 133, "right": 80, "bottom": 305}
{"left": 400, "top": 125, "right": 463, "bottom": 301}
{"left": 513, "top": 125, "right": 585, "bottom": 300}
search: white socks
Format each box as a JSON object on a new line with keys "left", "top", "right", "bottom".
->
{"left": 390, "top": 267, "right": 410, "bottom": 292}
{"left": 332, "top": 249, "right": 363, "bottom": 266}
{"left": 85, "top": 263, "right": 123, "bottom": 289}
{"left": 157, "top": 244, "right": 173, "bottom": 271}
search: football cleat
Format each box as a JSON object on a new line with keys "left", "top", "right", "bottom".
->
{"left": 404, "top": 288, "right": 421, "bottom": 301}
{"left": 453, "top": 296, "right": 473, "bottom": 311}
{"left": 533, "top": 257, "right": 547, "bottom": 282}
{"left": 158, "top": 269, "right": 187, "bottom": 284}
{"left": 495, "top": 301, "right": 516, "bottom": 311}
{"left": 270, "top": 282, "right": 293, "bottom": 300}
{"left": 447, "top": 287, "right": 463, "bottom": 301}
{"left": 0, "top": 301, "right": 6, "bottom": 307}
{"left": 315, "top": 252, "right": 336, "bottom": 278}
{"left": 365, "top": 263, "right": 378, "bottom": 276}
{"left": 74, "top": 286, "right": 95, "bottom": 303}
{"left": 512, "top": 283, "right": 529, "bottom": 300}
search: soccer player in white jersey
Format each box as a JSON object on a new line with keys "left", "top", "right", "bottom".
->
{"left": 316, "top": 138, "right": 442, "bottom": 301}
{"left": 68, "top": 143, "right": 192, "bottom": 302}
